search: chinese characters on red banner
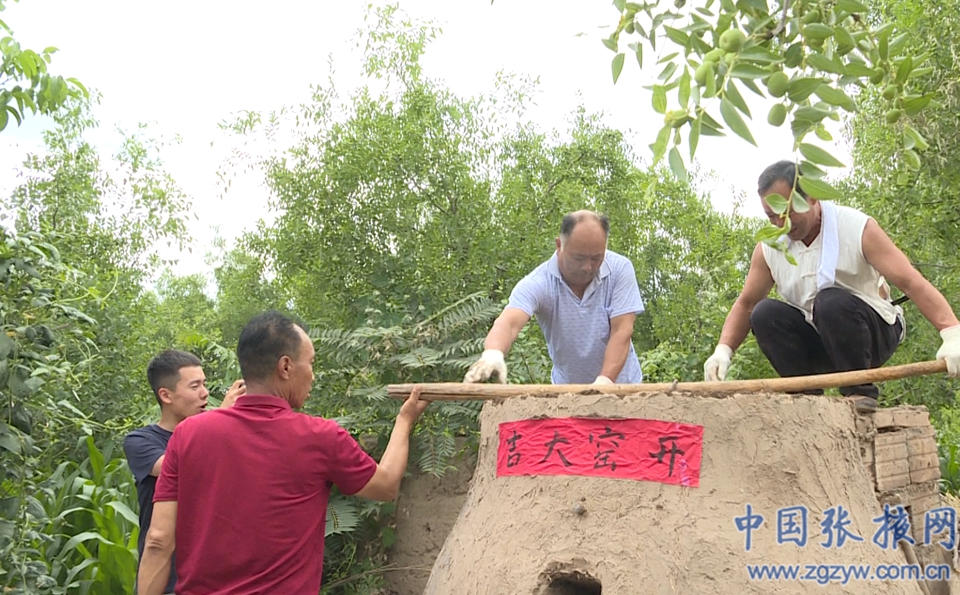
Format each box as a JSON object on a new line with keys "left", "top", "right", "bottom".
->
{"left": 497, "top": 417, "right": 703, "bottom": 487}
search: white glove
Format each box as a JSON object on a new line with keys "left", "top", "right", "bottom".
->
{"left": 464, "top": 349, "right": 507, "bottom": 383}
{"left": 703, "top": 344, "right": 733, "bottom": 381}
{"left": 593, "top": 375, "right": 614, "bottom": 385}
{"left": 936, "top": 325, "right": 960, "bottom": 378}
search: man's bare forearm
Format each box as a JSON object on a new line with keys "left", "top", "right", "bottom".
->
{"left": 374, "top": 417, "right": 415, "bottom": 500}
{"left": 483, "top": 312, "right": 526, "bottom": 352}
{"left": 717, "top": 300, "right": 754, "bottom": 352}
{"left": 599, "top": 331, "right": 632, "bottom": 380}
{"left": 137, "top": 547, "right": 173, "bottom": 595}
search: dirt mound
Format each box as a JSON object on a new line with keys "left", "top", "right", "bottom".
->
{"left": 385, "top": 440, "right": 476, "bottom": 595}
{"left": 419, "top": 391, "right": 945, "bottom": 594}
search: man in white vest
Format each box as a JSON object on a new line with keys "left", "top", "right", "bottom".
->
{"left": 703, "top": 160, "right": 960, "bottom": 412}
{"left": 464, "top": 210, "right": 645, "bottom": 386}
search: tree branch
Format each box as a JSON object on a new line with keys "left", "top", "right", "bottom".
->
{"left": 760, "top": 0, "right": 791, "bottom": 40}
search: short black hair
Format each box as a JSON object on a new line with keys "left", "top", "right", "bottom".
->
{"left": 560, "top": 211, "right": 610, "bottom": 240}
{"left": 758, "top": 160, "right": 809, "bottom": 199}
{"left": 147, "top": 350, "right": 202, "bottom": 406}
{"left": 237, "top": 311, "right": 304, "bottom": 383}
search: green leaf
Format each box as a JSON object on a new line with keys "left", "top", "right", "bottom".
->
{"left": 793, "top": 105, "right": 832, "bottom": 123}
{"left": 844, "top": 62, "right": 876, "bottom": 78}
{"left": 107, "top": 501, "right": 139, "bottom": 526}
{"left": 814, "top": 85, "right": 856, "bottom": 112}
{"left": 765, "top": 193, "right": 789, "bottom": 213}
{"left": 658, "top": 61, "right": 678, "bottom": 81}
{"left": 738, "top": 46, "right": 784, "bottom": 63}
{"left": 699, "top": 110, "right": 726, "bottom": 136}
{"left": 650, "top": 124, "right": 671, "bottom": 164}
{"left": 740, "top": 78, "right": 763, "bottom": 97}
{"left": 689, "top": 116, "right": 702, "bottom": 159}
{"left": 888, "top": 34, "right": 910, "bottom": 57}
{"left": 798, "top": 175, "right": 843, "bottom": 199}
{"left": 784, "top": 43, "right": 803, "bottom": 67}
{"left": 791, "top": 118, "right": 816, "bottom": 141}
{"left": 664, "top": 26, "right": 690, "bottom": 46}
{"left": 685, "top": 17, "right": 713, "bottom": 33}
{"left": 326, "top": 496, "right": 360, "bottom": 536}
{"left": 724, "top": 79, "right": 751, "bottom": 118}
{"left": 878, "top": 30, "right": 890, "bottom": 62}
{"left": 602, "top": 36, "right": 619, "bottom": 52}
{"left": 381, "top": 526, "right": 398, "bottom": 549}
{"left": 678, "top": 68, "right": 691, "bottom": 108}
{"left": 806, "top": 53, "right": 845, "bottom": 74}
{"left": 729, "top": 64, "right": 770, "bottom": 79}
{"left": 895, "top": 55, "right": 914, "bottom": 85}
{"left": 68, "top": 77, "right": 89, "bottom": 97}
{"left": 0, "top": 519, "right": 14, "bottom": 543}
{"left": 612, "top": 53, "right": 626, "bottom": 84}
{"left": 704, "top": 64, "right": 717, "bottom": 98}
{"left": 903, "top": 125, "right": 929, "bottom": 151}
{"left": 652, "top": 85, "right": 667, "bottom": 114}
{"left": 756, "top": 224, "right": 786, "bottom": 242}
{"left": 614, "top": 0, "right": 626, "bottom": 11}
{"left": 668, "top": 147, "right": 688, "bottom": 183}
{"left": 798, "top": 143, "right": 845, "bottom": 167}
{"left": 57, "top": 399, "right": 86, "bottom": 418}
{"left": 903, "top": 94, "right": 933, "bottom": 116}
{"left": 739, "top": 0, "right": 768, "bottom": 11}
{"left": 0, "top": 332, "right": 13, "bottom": 359}
{"left": 834, "top": 27, "right": 856, "bottom": 55}
{"left": 902, "top": 130, "right": 916, "bottom": 150}
{"left": 719, "top": 97, "right": 757, "bottom": 146}
{"left": 786, "top": 78, "right": 824, "bottom": 102}
{"left": 8, "top": 372, "right": 35, "bottom": 399}
{"left": 644, "top": 177, "right": 658, "bottom": 207}
{"left": 836, "top": 0, "right": 868, "bottom": 11}
{"left": 63, "top": 530, "right": 110, "bottom": 554}
{"left": 792, "top": 192, "right": 811, "bottom": 213}
{"left": 87, "top": 435, "right": 105, "bottom": 480}
{"left": 0, "top": 423, "right": 20, "bottom": 454}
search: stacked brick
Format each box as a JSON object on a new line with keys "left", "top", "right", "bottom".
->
{"left": 857, "top": 406, "right": 943, "bottom": 544}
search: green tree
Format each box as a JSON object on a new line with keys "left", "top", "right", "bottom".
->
{"left": 211, "top": 239, "right": 284, "bottom": 346}
{"left": 594, "top": 0, "right": 935, "bottom": 250}
{"left": 0, "top": 0, "right": 86, "bottom": 131}
{"left": 2, "top": 100, "right": 197, "bottom": 593}
{"left": 842, "top": 0, "right": 960, "bottom": 412}
{"left": 10, "top": 100, "right": 194, "bottom": 422}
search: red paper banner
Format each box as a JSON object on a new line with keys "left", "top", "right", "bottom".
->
{"left": 497, "top": 417, "right": 703, "bottom": 487}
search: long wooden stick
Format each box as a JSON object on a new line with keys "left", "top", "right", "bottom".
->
{"left": 387, "top": 360, "right": 947, "bottom": 401}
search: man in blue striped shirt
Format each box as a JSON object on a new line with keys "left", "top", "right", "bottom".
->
{"left": 464, "top": 210, "right": 645, "bottom": 385}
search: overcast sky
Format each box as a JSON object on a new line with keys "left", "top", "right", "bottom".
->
{"left": 0, "top": 0, "right": 850, "bottom": 279}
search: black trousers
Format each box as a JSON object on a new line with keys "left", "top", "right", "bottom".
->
{"left": 750, "top": 288, "right": 902, "bottom": 399}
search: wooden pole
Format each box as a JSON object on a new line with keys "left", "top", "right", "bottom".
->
{"left": 387, "top": 360, "right": 947, "bottom": 401}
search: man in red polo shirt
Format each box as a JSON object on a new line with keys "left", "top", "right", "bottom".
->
{"left": 136, "top": 311, "right": 430, "bottom": 595}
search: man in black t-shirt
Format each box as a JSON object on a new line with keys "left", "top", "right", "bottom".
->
{"left": 123, "top": 350, "right": 245, "bottom": 594}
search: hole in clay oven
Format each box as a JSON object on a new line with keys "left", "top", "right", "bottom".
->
{"left": 542, "top": 571, "right": 602, "bottom": 595}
